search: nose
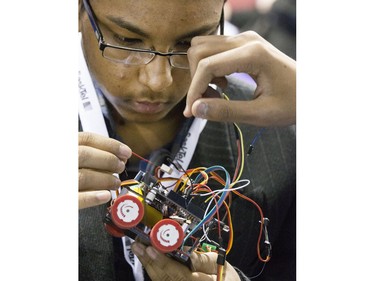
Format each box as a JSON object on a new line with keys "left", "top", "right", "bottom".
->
{"left": 138, "top": 55, "right": 173, "bottom": 92}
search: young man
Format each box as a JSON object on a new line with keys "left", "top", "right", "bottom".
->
{"left": 79, "top": 0, "right": 296, "bottom": 280}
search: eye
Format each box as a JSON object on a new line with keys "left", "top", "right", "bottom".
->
{"left": 113, "top": 34, "right": 145, "bottom": 48}
{"left": 174, "top": 40, "right": 191, "bottom": 52}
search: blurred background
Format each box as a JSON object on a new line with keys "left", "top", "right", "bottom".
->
{"left": 224, "top": 0, "right": 296, "bottom": 59}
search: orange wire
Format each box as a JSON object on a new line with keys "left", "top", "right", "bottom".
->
{"left": 232, "top": 190, "right": 271, "bottom": 263}
{"left": 222, "top": 200, "right": 233, "bottom": 254}
{"left": 130, "top": 150, "right": 267, "bottom": 262}
{"left": 217, "top": 264, "right": 224, "bottom": 281}
{"left": 208, "top": 171, "right": 270, "bottom": 262}
{"left": 194, "top": 185, "right": 233, "bottom": 254}
{"left": 193, "top": 186, "right": 220, "bottom": 233}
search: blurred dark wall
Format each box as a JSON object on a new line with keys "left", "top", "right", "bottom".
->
{"left": 230, "top": 0, "right": 296, "bottom": 59}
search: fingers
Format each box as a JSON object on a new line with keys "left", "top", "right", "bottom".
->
{"left": 78, "top": 132, "right": 132, "bottom": 192}
{"left": 184, "top": 31, "right": 296, "bottom": 127}
{"left": 131, "top": 243, "right": 189, "bottom": 281}
{"left": 79, "top": 145, "right": 126, "bottom": 173}
{"left": 79, "top": 132, "right": 132, "bottom": 162}
{"left": 79, "top": 168, "right": 121, "bottom": 191}
{"left": 131, "top": 242, "right": 216, "bottom": 281}
{"left": 191, "top": 95, "right": 295, "bottom": 127}
{"left": 78, "top": 132, "right": 133, "bottom": 209}
{"left": 185, "top": 41, "right": 263, "bottom": 118}
{"left": 189, "top": 251, "right": 218, "bottom": 274}
{"left": 79, "top": 190, "right": 111, "bottom": 209}
{"left": 191, "top": 251, "right": 241, "bottom": 281}
{"left": 187, "top": 33, "right": 259, "bottom": 76}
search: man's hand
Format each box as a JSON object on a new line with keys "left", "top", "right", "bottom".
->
{"left": 132, "top": 242, "right": 240, "bottom": 281}
{"left": 78, "top": 132, "right": 132, "bottom": 209}
{"left": 184, "top": 31, "right": 296, "bottom": 127}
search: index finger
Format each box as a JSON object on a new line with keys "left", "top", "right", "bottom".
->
{"left": 184, "top": 44, "right": 257, "bottom": 118}
{"left": 79, "top": 190, "right": 112, "bottom": 209}
{"left": 79, "top": 132, "right": 132, "bottom": 161}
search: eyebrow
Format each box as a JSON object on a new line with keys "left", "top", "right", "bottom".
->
{"left": 107, "top": 16, "right": 149, "bottom": 37}
{"left": 107, "top": 16, "right": 219, "bottom": 40}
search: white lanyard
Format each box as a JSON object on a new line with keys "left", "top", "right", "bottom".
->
{"left": 122, "top": 236, "right": 144, "bottom": 281}
{"left": 78, "top": 32, "right": 119, "bottom": 201}
{"left": 78, "top": 32, "right": 206, "bottom": 281}
{"left": 163, "top": 117, "right": 207, "bottom": 188}
{"left": 78, "top": 34, "right": 108, "bottom": 137}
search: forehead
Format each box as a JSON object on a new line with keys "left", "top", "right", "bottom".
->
{"left": 89, "top": 0, "right": 223, "bottom": 35}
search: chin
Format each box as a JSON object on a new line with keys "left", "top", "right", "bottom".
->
{"left": 121, "top": 111, "right": 169, "bottom": 123}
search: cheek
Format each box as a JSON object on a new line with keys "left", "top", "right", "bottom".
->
{"left": 171, "top": 71, "right": 191, "bottom": 95}
{"left": 100, "top": 65, "right": 133, "bottom": 84}
{"left": 81, "top": 20, "right": 130, "bottom": 91}
{"left": 98, "top": 67, "right": 138, "bottom": 103}
{"left": 88, "top": 54, "right": 138, "bottom": 96}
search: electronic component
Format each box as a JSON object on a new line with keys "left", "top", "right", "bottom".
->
{"left": 104, "top": 167, "right": 231, "bottom": 265}
{"left": 103, "top": 123, "right": 271, "bottom": 273}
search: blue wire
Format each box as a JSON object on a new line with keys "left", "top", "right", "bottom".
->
{"left": 248, "top": 128, "right": 265, "bottom": 155}
{"left": 182, "top": 165, "right": 230, "bottom": 244}
{"left": 251, "top": 128, "right": 265, "bottom": 146}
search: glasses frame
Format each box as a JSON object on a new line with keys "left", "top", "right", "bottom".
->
{"left": 82, "top": 0, "right": 195, "bottom": 69}
{"left": 82, "top": 0, "right": 225, "bottom": 69}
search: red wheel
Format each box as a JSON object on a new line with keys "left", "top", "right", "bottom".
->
{"left": 111, "top": 194, "right": 144, "bottom": 229}
{"left": 104, "top": 222, "right": 125, "bottom": 238}
{"left": 150, "top": 219, "right": 184, "bottom": 253}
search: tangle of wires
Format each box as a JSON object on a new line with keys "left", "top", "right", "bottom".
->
{"left": 107, "top": 94, "right": 270, "bottom": 281}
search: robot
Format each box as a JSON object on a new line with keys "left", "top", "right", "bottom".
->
{"left": 104, "top": 164, "right": 231, "bottom": 264}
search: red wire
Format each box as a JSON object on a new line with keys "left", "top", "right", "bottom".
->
{"left": 131, "top": 151, "right": 154, "bottom": 165}
{"left": 194, "top": 185, "right": 221, "bottom": 235}
{"left": 130, "top": 150, "right": 269, "bottom": 262}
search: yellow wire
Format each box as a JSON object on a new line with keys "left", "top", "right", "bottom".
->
{"left": 233, "top": 122, "right": 245, "bottom": 181}
{"left": 222, "top": 92, "right": 245, "bottom": 182}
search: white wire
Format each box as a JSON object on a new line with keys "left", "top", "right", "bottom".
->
{"left": 197, "top": 179, "right": 251, "bottom": 243}
{"left": 193, "top": 179, "right": 251, "bottom": 197}
{"left": 200, "top": 195, "right": 217, "bottom": 243}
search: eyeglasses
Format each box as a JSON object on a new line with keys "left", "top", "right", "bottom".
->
{"left": 82, "top": 0, "right": 190, "bottom": 69}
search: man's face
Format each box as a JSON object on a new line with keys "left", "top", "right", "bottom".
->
{"left": 79, "top": 0, "right": 222, "bottom": 123}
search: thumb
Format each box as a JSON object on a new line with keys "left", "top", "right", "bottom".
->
{"left": 79, "top": 190, "right": 111, "bottom": 209}
{"left": 191, "top": 98, "right": 260, "bottom": 123}
{"left": 191, "top": 96, "right": 289, "bottom": 127}
{"left": 190, "top": 251, "right": 218, "bottom": 274}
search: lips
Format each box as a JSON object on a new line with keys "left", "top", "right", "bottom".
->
{"left": 132, "top": 101, "right": 166, "bottom": 114}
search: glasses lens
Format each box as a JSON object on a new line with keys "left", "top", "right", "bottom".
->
{"left": 103, "top": 47, "right": 154, "bottom": 65}
{"left": 103, "top": 46, "right": 189, "bottom": 69}
{"left": 170, "top": 55, "right": 189, "bottom": 69}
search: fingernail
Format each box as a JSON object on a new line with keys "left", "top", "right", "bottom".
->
{"left": 196, "top": 102, "right": 208, "bottom": 118}
{"left": 183, "top": 107, "right": 192, "bottom": 118}
{"left": 117, "top": 160, "right": 125, "bottom": 171}
{"left": 146, "top": 246, "right": 159, "bottom": 260}
{"left": 132, "top": 242, "right": 145, "bottom": 257}
{"left": 111, "top": 178, "right": 121, "bottom": 189}
{"left": 119, "top": 144, "right": 132, "bottom": 158}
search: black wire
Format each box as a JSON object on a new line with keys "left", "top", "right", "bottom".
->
{"left": 249, "top": 262, "right": 267, "bottom": 279}
{"left": 166, "top": 157, "right": 195, "bottom": 197}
